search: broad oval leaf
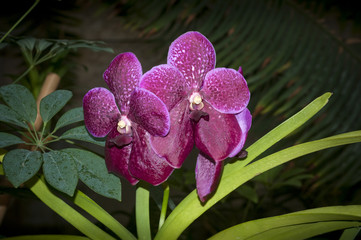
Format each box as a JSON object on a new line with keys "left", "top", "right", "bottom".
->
{"left": 40, "top": 90, "right": 73, "bottom": 123}
{"left": 0, "top": 84, "right": 37, "bottom": 123}
{"left": 62, "top": 148, "right": 121, "bottom": 201}
{"left": 60, "top": 126, "right": 105, "bottom": 146}
{"left": 42, "top": 150, "right": 78, "bottom": 196}
{"left": 0, "top": 132, "right": 25, "bottom": 148}
{"left": 0, "top": 104, "right": 28, "bottom": 128}
{"left": 3, "top": 149, "right": 42, "bottom": 187}
{"left": 54, "top": 107, "right": 83, "bottom": 131}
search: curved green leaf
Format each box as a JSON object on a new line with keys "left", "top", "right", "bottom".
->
{"left": 40, "top": 90, "right": 72, "bottom": 123}
{"left": 60, "top": 125, "right": 105, "bottom": 146}
{"left": 156, "top": 130, "right": 361, "bottom": 239}
{"left": 61, "top": 148, "right": 121, "bottom": 201}
{"left": 72, "top": 190, "right": 136, "bottom": 240}
{"left": 42, "top": 151, "right": 78, "bottom": 196}
{"left": 54, "top": 107, "right": 83, "bottom": 131}
{"left": 209, "top": 205, "right": 361, "bottom": 239}
{"left": 0, "top": 84, "right": 37, "bottom": 123}
{"left": 26, "top": 176, "right": 115, "bottom": 240}
{"left": 0, "top": 104, "right": 28, "bottom": 128}
{"left": 3, "top": 149, "right": 42, "bottom": 187}
{"left": 0, "top": 132, "right": 25, "bottom": 148}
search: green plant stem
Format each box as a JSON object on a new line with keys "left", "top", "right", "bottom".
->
{"left": 72, "top": 190, "right": 137, "bottom": 240}
{"left": 158, "top": 183, "right": 170, "bottom": 230}
{"left": 136, "top": 183, "right": 152, "bottom": 240}
{"left": 27, "top": 176, "right": 115, "bottom": 240}
{"left": 0, "top": 0, "right": 40, "bottom": 43}
{"left": 13, "top": 65, "right": 35, "bottom": 84}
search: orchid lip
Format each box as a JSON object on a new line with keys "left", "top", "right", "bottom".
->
{"left": 117, "top": 115, "right": 132, "bottom": 134}
{"left": 189, "top": 92, "right": 204, "bottom": 111}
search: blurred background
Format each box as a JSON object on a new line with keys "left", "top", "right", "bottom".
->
{"left": 0, "top": 0, "right": 360, "bottom": 239}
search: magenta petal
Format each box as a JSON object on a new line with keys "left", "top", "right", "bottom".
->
{"left": 128, "top": 127, "right": 174, "bottom": 185}
{"left": 201, "top": 68, "right": 250, "bottom": 114}
{"left": 103, "top": 52, "right": 142, "bottom": 113}
{"left": 83, "top": 88, "right": 120, "bottom": 138}
{"left": 196, "top": 154, "right": 223, "bottom": 202}
{"left": 140, "top": 64, "right": 186, "bottom": 111}
{"left": 168, "top": 31, "right": 216, "bottom": 90}
{"left": 128, "top": 88, "right": 170, "bottom": 137}
{"left": 228, "top": 108, "right": 252, "bottom": 157}
{"left": 105, "top": 127, "right": 139, "bottom": 185}
{"left": 194, "top": 102, "right": 242, "bottom": 161}
{"left": 150, "top": 100, "right": 194, "bottom": 168}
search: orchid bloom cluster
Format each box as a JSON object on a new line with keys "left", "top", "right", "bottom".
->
{"left": 83, "top": 31, "right": 251, "bottom": 202}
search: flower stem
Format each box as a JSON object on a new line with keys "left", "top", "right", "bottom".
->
{"left": 136, "top": 183, "right": 152, "bottom": 240}
{"left": 158, "top": 183, "right": 169, "bottom": 230}
{"left": 0, "top": 0, "right": 40, "bottom": 43}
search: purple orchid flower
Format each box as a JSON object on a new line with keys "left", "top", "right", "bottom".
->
{"left": 83, "top": 52, "right": 174, "bottom": 186}
{"left": 140, "top": 32, "right": 252, "bottom": 201}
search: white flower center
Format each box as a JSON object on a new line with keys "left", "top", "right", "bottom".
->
{"left": 189, "top": 92, "right": 204, "bottom": 110}
{"left": 117, "top": 116, "right": 132, "bottom": 134}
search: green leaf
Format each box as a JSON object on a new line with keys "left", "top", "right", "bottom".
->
{"left": 40, "top": 90, "right": 72, "bottom": 123}
{"left": 209, "top": 205, "right": 361, "bottom": 239}
{"left": 26, "top": 176, "right": 116, "bottom": 240}
{"left": 37, "top": 39, "right": 52, "bottom": 51}
{"left": 17, "top": 37, "right": 36, "bottom": 50}
{"left": 0, "top": 104, "right": 28, "bottom": 128}
{"left": 0, "top": 133, "right": 25, "bottom": 148}
{"left": 0, "top": 84, "right": 37, "bottom": 123}
{"left": 60, "top": 126, "right": 105, "bottom": 146}
{"left": 54, "top": 107, "right": 83, "bottom": 131}
{"left": 42, "top": 151, "right": 78, "bottom": 196}
{"left": 235, "top": 184, "right": 258, "bottom": 203}
{"left": 339, "top": 227, "right": 360, "bottom": 240}
{"left": 72, "top": 190, "right": 136, "bottom": 240}
{"left": 61, "top": 148, "right": 121, "bottom": 201}
{"left": 3, "top": 149, "right": 42, "bottom": 187}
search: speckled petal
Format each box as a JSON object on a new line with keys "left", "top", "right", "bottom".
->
{"left": 83, "top": 87, "right": 120, "bottom": 138}
{"left": 128, "top": 126, "right": 174, "bottom": 185}
{"left": 128, "top": 88, "right": 170, "bottom": 137}
{"left": 201, "top": 68, "right": 250, "bottom": 114}
{"left": 103, "top": 52, "right": 142, "bottom": 114}
{"left": 195, "top": 154, "right": 223, "bottom": 202}
{"left": 168, "top": 31, "right": 215, "bottom": 90}
{"left": 140, "top": 64, "right": 186, "bottom": 111}
{"left": 194, "top": 102, "right": 242, "bottom": 161}
{"left": 228, "top": 108, "right": 252, "bottom": 157}
{"left": 105, "top": 127, "right": 139, "bottom": 185}
{"left": 150, "top": 100, "right": 194, "bottom": 168}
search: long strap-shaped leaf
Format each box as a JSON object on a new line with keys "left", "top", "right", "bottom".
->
{"left": 209, "top": 205, "right": 361, "bottom": 239}
{"left": 155, "top": 93, "right": 361, "bottom": 239}
{"left": 26, "top": 176, "right": 115, "bottom": 240}
{"left": 72, "top": 191, "right": 137, "bottom": 240}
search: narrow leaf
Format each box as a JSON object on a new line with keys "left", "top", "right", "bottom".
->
{"left": 73, "top": 190, "right": 136, "bottom": 240}
{"left": 339, "top": 227, "right": 360, "bottom": 240}
{"left": 54, "top": 107, "right": 83, "bottom": 131}
{"left": 0, "top": 84, "right": 37, "bottom": 123}
{"left": 155, "top": 130, "right": 361, "bottom": 239}
{"left": 61, "top": 148, "right": 121, "bottom": 201}
{"left": 26, "top": 176, "right": 116, "bottom": 239}
{"left": 0, "top": 104, "right": 28, "bottom": 128}
{"left": 60, "top": 126, "right": 105, "bottom": 146}
{"left": 42, "top": 151, "right": 78, "bottom": 196}
{"left": 0, "top": 132, "right": 25, "bottom": 148}
{"left": 40, "top": 90, "right": 72, "bottom": 123}
{"left": 3, "top": 149, "right": 42, "bottom": 187}
{"left": 209, "top": 205, "right": 361, "bottom": 239}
